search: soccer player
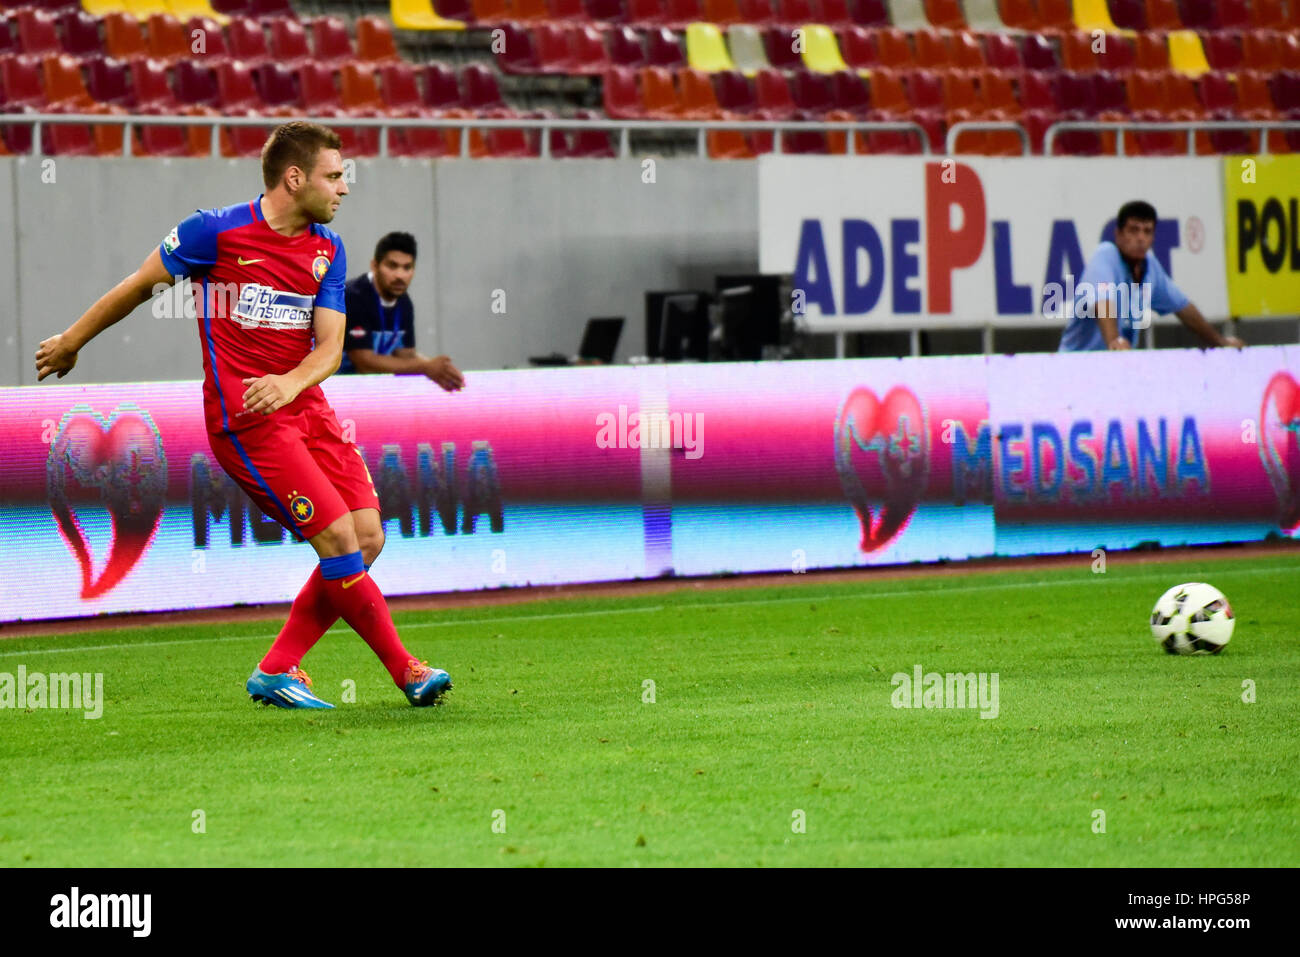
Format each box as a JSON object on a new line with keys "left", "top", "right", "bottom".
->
{"left": 1059, "top": 199, "right": 1245, "bottom": 352}
{"left": 34, "top": 122, "right": 453, "bottom": 710}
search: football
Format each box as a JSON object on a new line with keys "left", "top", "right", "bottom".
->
{"left": 1149, "top": 582, "right": 1236, "bottom": 655}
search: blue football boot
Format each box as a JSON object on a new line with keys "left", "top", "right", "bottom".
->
{"left": 247, "top": 666, "right": 335, "bottom": 709}
{"left": 403, "top": 659, "right": 452, "bottom": 707}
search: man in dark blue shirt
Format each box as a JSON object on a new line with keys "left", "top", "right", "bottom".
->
{"left": 341, "top": 231, "right": 464, "bottom": 390}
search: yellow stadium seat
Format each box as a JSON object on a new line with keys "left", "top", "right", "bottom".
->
{"left": 166, "top": 0, "right": 229, "bottom": 26}
{"left": 685, "top": 22, "right": 735, "bottom": 72}
{"left": 801, "top": 24, "right": 847, "bottom": 74}
{"left": 81, "top": 0, "right": 127, "bottom": 15}
{"left": 391, "top": 0, "right": 467, "bottom": 31}
{"left": 122, "top": 0, "right": 171, "bottom": 20}
{"left": 1168, "top": 30, "right": 1210, "bottom": 78}
{"left": 1072, "top": 0, "right": 1119, "bottom": 31}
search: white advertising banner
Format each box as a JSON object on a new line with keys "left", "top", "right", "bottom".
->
{"left": 758, "top": 156, "right": 1229, "bottom": 331}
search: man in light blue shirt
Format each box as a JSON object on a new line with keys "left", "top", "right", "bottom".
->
{"left": 1059, "top": 200, "right": 1244, "bottom": 352}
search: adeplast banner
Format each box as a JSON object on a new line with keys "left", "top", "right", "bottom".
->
{"left": 758, "top": 156, "right": 1229, "bottom": 330}
{"left": 1223, "top": 155, "right": 1300, "bottom": 318}
{"left": 2, "top": 348, "right": 1297, "bottom": 622}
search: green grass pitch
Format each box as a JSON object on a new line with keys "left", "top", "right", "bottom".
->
{"left": 1, "top": 552, "right": 1297, "bottom": 867}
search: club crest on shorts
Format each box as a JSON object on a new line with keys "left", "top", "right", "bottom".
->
{"left": 289, "top": 494, "right": 314, "bottom": 524}
{"left": 311, "top": 255, "right": 330, "bottom": 282}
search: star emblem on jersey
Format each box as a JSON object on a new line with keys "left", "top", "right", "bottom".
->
{"left": 312, "top": 255, "right": 331, "bottom": 282}
{"left": 289, "top": 494, "right": 314, "bottom": 523}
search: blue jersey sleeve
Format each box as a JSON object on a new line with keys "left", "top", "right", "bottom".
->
{"left": 315, "top": 241, "right": 347, "bottom": 312}
{"left": 159, "top": 210, "right": 219, "bottom": 279}
{"left": 1147, "top": 254, "right": 1190, "bottom": 314}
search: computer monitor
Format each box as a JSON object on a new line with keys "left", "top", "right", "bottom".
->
{"left": 715, "top": 274, "right": 786, "bottom": 361}
{"left": 645, "top": 291, "right": 710, "bottom": 361}
{"left": 578, "top": 317, "right": 624, "bottom": 364}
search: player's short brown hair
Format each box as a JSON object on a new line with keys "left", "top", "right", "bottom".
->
{"left": 261, "top": 122, "right": 342, "bottom": 190}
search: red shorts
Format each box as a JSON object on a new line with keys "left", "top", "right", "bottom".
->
{"left": 208, "top": 401, "right": 379, "bottom": 542}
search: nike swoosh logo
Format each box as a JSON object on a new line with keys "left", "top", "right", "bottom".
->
{"left": 237, "top": 257, "right": 265, "bottom": 265}
{"left": 341, "top": 573, "right": 367, "bottom": 589}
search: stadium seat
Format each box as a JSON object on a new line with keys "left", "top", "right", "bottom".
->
{"left": 246, "top": 0, "right": 296, "bottom": 18}
{"left": 646, "top": 26, "right": 685, "bottom": 68}
{"left": 166, "top": 0, "right": 230, "bottom": 26}
{"left": 43, "top": 53, "right": 126, "bottom": 153}
{"left": 563, "top": 109, "right": 614, "bottom": 158}
{"left": 664, "top": 0, "right": 703, "bottom": 27}
{"left": 602, "top": 65, "right": 642, "bottom": 117}
{"left": 1283, "top": 35, "right": 1300, "bottom": 71}
{"left": 103, "top": 11, "right": 147, "bottom": 60}
{"left": 495, "top": 22, "right": 538, "bottom": 73}
{"left": 1107, "top": 0, "right": 1145, "bottom": 29}
{"left": 923, "top": 0, "right": 964, "bottom": 29}
{"left": 1061, "top": 30, "right": 1099, "bottom": 71}
{"left": 850, "top": 0, "right": 887, "bottom": 26}
{"left": 174, "top": 58, "right": 219, "bottom": 106}
{"left": 254, "top": 60, "right": 299, "bottom": 108}
{"left": 86, "top": 56, "right": 132, "bottom": 106}
{"left": 831, "top": 68, "right": 868, "bottom": 114}
{"left": 791, "top": 68, "right": 833, "bottom": 113}
{"left": 1166, "top": 30, "right": 1208, "bottom": 78}
{"left": 567, "top": 24, "right": 608, "bottom": 73}
{"left": 1248, "top": 0, "right": 1285, "bottom": 30}
{"left": 608, "top": 26, "right": 646, "bottom": 67}
{"left": 16, "top": 10, "right": 61, "bottom": 58}
{"left": 1143, "top": 0, "right": 1181, "bottom": 31}
{"left": 678, "top": 66, "right": 722, "bottom": 117}
{"left": 961, "top": 0, "right": 1004, "bottom": 31}
{"left": 726, "top": 23, "right": 769, "bottom": 74}
{"left": 1177, "top": 0, "right": 1214, "bottom": 30}
{"left": 1035, "top": 0, "right": 1072, "bottom": 32}
{"left": 129, "top": 57, "right": 200, "bottom": 156}
{"left": 1072, "top": 0, "right": 1121, "bottom": 32}
{"left": 1134, "top": 31, "right": 1167, "bottom": 70}
{"left": 983, "top": 32, "right": 1020, "bottom": 70}
{"left": 713, "top": 68, "right": 757, "bottom": 113}
{"left": 470, "top": 0, "right": 510, "bottom": 26}
{"left": 780, "top": 0, "right": 815, "bottom": 28}
{"left": 800, "top": 23, "right": 846, "bottom": 72}
{"left": 312, "top": 16, "right": 353, "bottom": 66}
{"left": 1201, "top": 33, "right": 1242, "bottom": 73}
{"left": 227, "top": 17, "right": 269, "bottom": 61}
{"left": 269, "top": 18, "right": 309, "bottom": 66}
{"left": 355, "top": 16, "right": 400, "bottom": 63}
{"left": 763, "top": 25, "right": 802, "bottom": 70}
{"left": 390, "top": 0, "right": 468, "bottom": 30}
{"left": 534, "top": 23, "right": 571, "bottom": 73}
{"left": 550, "top": 0, "right": 589, "bottom": 20}
{"left": 702, "top": 0, "right": 740, "bottom": 23}
{"left": 187, "top": 16, "right": 231, "bottom": 61}
{"left": 884, "top": 0, "right": 926, "bottom": 30}
{"left": 585, "top": 0, "right": 625, "bottom": 19}
{"left": 951, "top": 31, "right": 984, "bottom": 69}
{"left": 423, "top": 62, "right": 462, "bottom": 110}
{"left": 215, "top": 58, "right": 262, "bottom": 110}
{"left": 913, "top": 27, "right": 949, "bottom": 68}
{"left": 1096, "top": 34, "right": 1136, "bottom": 72}
{"left": 626, "top": 0, "right": 667, "bottom": 24}
{"left": 839, "top": 26, "right": 874, "bottom": 70}
{"left": 123, "top": 0, "right": 172, "bottom": 22}
{"left": 462, "top": 62, "right": 510, "bottom": 111}
{"left": 737, "top": 0, "right": 778, "bottom": 26}
{"left": 996, "top": 0, "right": 1040, "bottom": 31}
{"left": 685, "top": 22, "right": 735, "bottom": 71}
{"left": 1022, "top": 33, "right": 1059, "bottom": 71}
{"left": 511, "top": 0, "right": 551, "bottom": 21}
{"left": 819, "top": 0, "right": 852, "bottom": 29}
{"left": 754, "top": 66, "right": 794, "bottom": 116}
{"left": 340, "top": 61, "right": 384, "bottom": 112}
{"left": 874, "top": 27, "right": 913, "bottom": 69}
{"left": 210, "top": 0, "right": 252, "bottom": 14}
{"left": 639, "top": 65, "right": 682, "bottom": 117}
{"left": 146, "top": 13, "right": 188, "bottom": 62}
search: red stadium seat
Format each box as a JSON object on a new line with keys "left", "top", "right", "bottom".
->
{"left": 764, "top": 25, "right": 803, "bottom": 70}
{"left": 311, "top": 17, "right": 354, "bottom": 67}
{"left": 356, "top": 17, "right": 400, "bottom": 64}
{"left": 645, "top": 27, "right": 684, "bottom": 68}
{"left": 340, "top": 62, "right": 384, "bottom": 111}
{"left": 1022, "top": 33, "right": 1059, "bottom": 71}
{"left": 831, "top": 69, "right": 868, "bottom": 114}
{"left": 840, "top": 26, "right": 876, "bottom": 70}
{"left": 495, "top": 22, "right": 539, "bottom": 74}
{"left": 951, "top": 31, "right": 984, "bottom": 70}
{"left": 146, "top": 14, "right": 189, "bottom": 63}
{"left": 608, "top": 26, "right": 646, "bottom": 67}
{"left": 511, "top": 0, "right": 551, "bottom": 21}
{"left": 269, "top": 18, "right": 310, "bottom": 67}
{"left": 679, "top": 67, "right": 722, "bottom": 117}
{"left": 1035, "top": 0, "right": 1072, "bottom": 32}
{"left": 534, "top": 23, "right": 572, "bottom": 73}
{"left": 216, "top": 59, "right": 264, "bottom": 111}
{"left": 461, "top": 63, "right": 509, "bottom": 111}
{"left": 639, "top": 65, "right": 682, "bottom": 117}
{"left": 818, "top": 0, "right": 852, "bottom": 29}
{"left": 983, "top": 32, "right": 1020, "bottom": 70}
{"left": 602, "top": 65, "right": 643, "bottom": 117}
{"left": 923, "top": 0, "right": 965, "bottom": 29}
{"left": 86, "top": 56, "right": 132, "bottom": 107}
{"left": 997, "top": 0, "right": 1040, "bottom": 31}
{"left": 703, "top": 0, "right": 741, "bottom": 23}
{"left": 584, "top": 0, "right": 625, "bottom": 19}
{"left": 1061, "top": 30, "right": 1098, "bottom": 72}
{"left": 57, "top": 10, "right": 103, "bottom": 58}
{"left": 626, "top": 0, "right": 667, "bottom": 24}
{"left": 714, "top": 69, "right": 757, "bottom": 111}
{"left": 738, "top": 0, "right": 778, "bottom": 26}
{"left": 569, "top": 109, "right": 616, "bottom": 158}
{"left": 550, "top": 0, "right": 590, "bottom": 21}
{"left": 1282, "top": 35, "right": 1300, "bottom": 71}
{"left": 227, "top": 17, "right": 269, "bottom": 62}
{"left": 16, "top": 9, "right": 60, "bottom": 58}
{"left": 254, "top": 61, "right": 300, "bottom": 108}
{"left": 1143, "top": 0, "right": 1181, "bottom": 31}
{"left": 780, "top": 0, "right": 814, "bottom": 28}
{"left": 913, "top": 28, "right": 950, "bottom": 69}
{"left": 1201, "top": 33, "right": 1242, "bottom": 72}
{"left": 423, "top": 63, "right": 463, "bottom": 111}
{"left": 247, "top": 0, "right": 296, "bottom": 18}
{"left": 1097, "top": 34, "right": 1136, "bottom": 73}
{"left": 187, "top": 17, "right": 231, "bottom": 63}
{"left": 472, "top": 0, "right": 511, "bottom": 27}
{"left": 1134, "top": 32, "right": 1167, "bottom": 71}
{"left": 852, "top": 0, "right": 887, "bottom": 26}
{"left": 664, "top": 0, "right": 703, "bottom": 26}
{"left": 874, "top": 27, "right": 913, "bottom": 69}
{"left": 791, "top": 68, "right": 833, "bottom": 114}
{"left": 754, "top": 66, "right": 795, "bottom": 116}
{"left": 1245, "top": 32, "right": 1284, "bottom": 73}
{"left": 103, "top": 12, "right": 147, "bottom": 61}
{"left": 1178, "top": 0, "right": 1215, "bottom": 29}
{"left": 1107, "top": 0, "right": 1145, "bottom": 29}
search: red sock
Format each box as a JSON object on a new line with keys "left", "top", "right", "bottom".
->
{"left": 321, "top": 570, "right": 413, "bottom": 686}
{"left": 259, "top": 566, "right": 337, "bottom": 674}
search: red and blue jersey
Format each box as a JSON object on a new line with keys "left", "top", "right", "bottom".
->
{"left": 158, "top": 195, "right": 347, "bottom": 434}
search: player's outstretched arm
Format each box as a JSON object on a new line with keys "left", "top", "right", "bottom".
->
{"left": 242, "top": 306, "right": 346, "bottom": 416}
{"left": 35, "top": 248, "right": 174, "bottom": 381}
